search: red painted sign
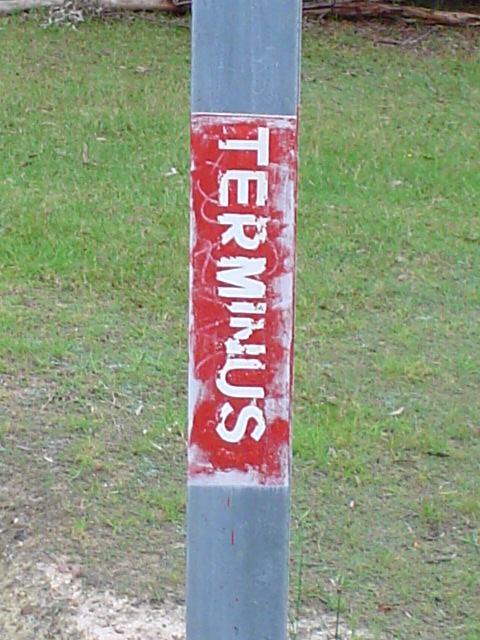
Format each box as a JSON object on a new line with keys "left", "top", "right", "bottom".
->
{"left": 188, "top": 114, "right": 298, "bottom": 486}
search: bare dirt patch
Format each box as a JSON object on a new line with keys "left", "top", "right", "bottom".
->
{"left": 0, "top": 558, "right": 369, "bottom": 639}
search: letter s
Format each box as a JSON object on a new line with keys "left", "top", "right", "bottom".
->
{"left": 216, "top": 402, "right": 266, "bottom": 443}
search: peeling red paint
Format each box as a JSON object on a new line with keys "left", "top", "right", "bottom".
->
{"left": 188, "top": 114, "right": 298, "bottom": 486}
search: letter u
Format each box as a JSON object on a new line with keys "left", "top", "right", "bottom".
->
{"left": 216, "top": 358, "right": 265, "bottom": 399}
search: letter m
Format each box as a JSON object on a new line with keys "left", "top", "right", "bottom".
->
{"left": 216, "top": 257, "right": 266, "bottom": 299}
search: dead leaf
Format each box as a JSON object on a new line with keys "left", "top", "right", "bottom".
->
{"left": 21, "top": 603, "right": 35, "bottom": 616}
{"left": 389, "top": 406, "right": 405, "bottom": 417}
{"left": 57, "top": 563, "right": 70, "bottom": 574}
{"left": 135, "top": 65, "right": 151, "bottom": 74}
{"left": 70, "top": 564, "right": 82, "bottom": 578}
{"left": 164, "top": 167, "right": 178, "bottom": 177}
{"left": 377, "top": 603, "right": 397, "bottom": 613}
{"left": 82, "top": 143, "right": 89, "bottom": 164}
{"left": 468, "top": 422, "right": 480, "bottom": 437}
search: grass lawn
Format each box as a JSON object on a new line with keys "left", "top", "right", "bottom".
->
{"left": 0, "top": 14, "right": 479, "bottom": 639}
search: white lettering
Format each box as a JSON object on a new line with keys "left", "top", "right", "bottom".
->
{"left": 210, "top": 126, "right": 273, "bottom": 445}
{"left": 216, "top": 402, "right": 266, "bottom": 443}
{"left": 217, "top": 257, "right": 266, "bottom": 299}
{"left": 218, "top": 127, "right": 269, "bottom": 166}
{"left": 218, "top": 213, "right": 268, "bottom": 251}
{"left": 225, "top": 318, "right": 265, "bottom": 355}
{"left": 225, "top": 340, "right": 266, "bottom": 356}
{"left": 219, "top": 170, "right": 268, "bottom": 207}
{"left": 229, "top": 317, "right": 264, "bottom": 341}
{"left": 216, "top": 358, "right": 265, "bottom": 399}
{"left": 227, "top": 302, "right": 267, "bottom": 315}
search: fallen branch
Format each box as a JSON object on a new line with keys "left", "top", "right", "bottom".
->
{"left": 303, "top": 1, "right": 480, "bottom": 26}
{"left": 97, "top": 0, "right": 181, "bottom": 10}
{"left": 0, "top": 0, "right": 479, "bottom": 26}
{"left": 0, "top": 0, "right": 61, "bottom": 14}
{"left": 0, "top": 0, "right": 181, "bottom": 14}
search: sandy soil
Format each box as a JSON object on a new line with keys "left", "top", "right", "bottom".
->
{"left": 0, "top": 557, "right": 368, "bottom": 639}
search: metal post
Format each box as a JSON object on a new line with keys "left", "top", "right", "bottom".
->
{"left": 187, "top": 2, "right": 302, "bottom": 639}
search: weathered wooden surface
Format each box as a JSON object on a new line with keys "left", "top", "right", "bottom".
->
{"left": 187, "top": 1, "right": 301, "bottom": 639}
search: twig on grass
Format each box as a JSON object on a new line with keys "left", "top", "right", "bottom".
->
{"left": 424, "top": 553, "right": 457, "bottom": 564}
{"left": 335, "top": 587, "right": 341, "bottom": 639}
{"left": 375, "top": 26, "right": 437, "bottom": 47}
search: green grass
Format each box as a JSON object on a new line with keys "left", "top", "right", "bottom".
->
{"left": 0, "top": 14, "right": 479, "bottom": 639}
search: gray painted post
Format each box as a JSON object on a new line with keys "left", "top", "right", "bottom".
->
{"left": 187, "top": 2, "right": 302, "bottom": 639}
